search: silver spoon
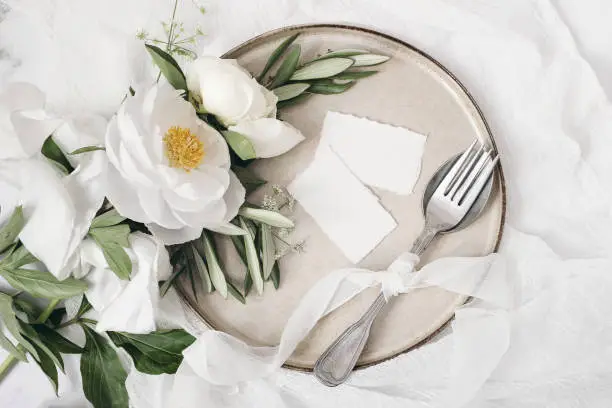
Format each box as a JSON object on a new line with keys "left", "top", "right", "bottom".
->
{"left": 314, "top": 143, "right": 499, "bottom": 386}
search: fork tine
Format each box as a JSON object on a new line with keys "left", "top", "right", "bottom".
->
{"left": 447, "top": 144, "right": 486, "bottom": 199}
{"left": 439, "top": 140, "right": 479, "bottom": 194}
{"left": 458, "top": 154, "right": 499, "bottom": 206}
{"left": 453, "top": 148, "right": 491, "bottom": 202}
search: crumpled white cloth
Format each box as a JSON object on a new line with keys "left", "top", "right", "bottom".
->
{"left": 3, "top": 1, "right": 612, "bottom": 408}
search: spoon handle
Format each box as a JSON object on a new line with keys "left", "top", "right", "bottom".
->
{"left": 313, "top": 225, "right": 438, "bottom": 387}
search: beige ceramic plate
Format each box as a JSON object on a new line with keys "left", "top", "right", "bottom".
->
{"left": 176, "top": 24, "right": 506, "bottom": 370}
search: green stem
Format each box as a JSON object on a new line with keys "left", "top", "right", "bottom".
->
{"left": 34, "top": 298, "right": 60, "bottom": 324}
{"left": 0, "top": 345, "right": 23, "bottom": 382}
{"left": 166, "top": 0, "right": 179, "bottom": 52}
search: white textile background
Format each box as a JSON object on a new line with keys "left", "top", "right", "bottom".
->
{"left": 2, "top": 0, "right": 612, "bottom": 407}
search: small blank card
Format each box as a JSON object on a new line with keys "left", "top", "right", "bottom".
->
{"left": 319, "top": 111, "right": 427, "bottom": 195}
{"left": 288, "top": 146, "right": 397, "bottom": 264}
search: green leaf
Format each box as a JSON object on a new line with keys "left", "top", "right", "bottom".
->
{"left": 159, "top": 265, "right": 186, "bottom": 297}
{"left": 70, "top": 146, "right": 106, "bottom": 155}
{"left": 34, "top": 324, "right": 83, "bottom": 354}
{"left": 98, "top": 242, "right": 132, "bottom": 280}
{"left": 13, "top": 297, "right": 42, "bottom": 323}
{"left": 0, "top": 293, "right": 32, "bottom": 361}
{"left": 272, "top": 83, "right": 310, "bottom": 101}
{"left": 244, "top": 271, "right": 253, "bottom": 296}
{"left": 232, "top": 166, "right": 266, "bottom": 195}
{"left": 350, "top": 54, "right": 390, "bottom": 67}
{"left": 227, "top": 280, "right": 246, "bottom": 304}
{"left": 270, "top": 262, "right": 280, "bottom": 289}
{"left": 257, "top": 32, "right": 300, "bottom": 82}
{"left": 41, "top": 136, "right": 74, "bottom": 174}
{"left": 81, "top": 325, "right": 129, "bottom": 408}
{"left": 290, "top": 58, "right": 354, "bottom": 81}
{"left": 315, "top": 49, "right": 368, "bottom": 60}
{"left": 107, "top": 329, "right": 195, "bottom": 375}
{"left": 187, "top": 244, "right": 212, "bottom": 294}
{"left": 307, "top": 80, "right": 355, "bottom": 95}
{"left": 48, "top": 307, "right": 66, "bottom": 327}
{"left": 0, "top": 268, "right": 87, "bottom": 299}
{"left": 222, "top": 131, "right": 257, "bottom": 161}
{"left": 89, "top": 224, "right": 131, "bottom": 247}
{"left": 19, "top": 321, "right": 63, "bottom": 371}
{"left": 259, "top": 225, "right": 275, "bottom": 280}
{"left": 90, "top": 209, "right": 126, "bottom": 229}
{"left": 239, "top": 218, "right": 263, "bottom": 295}
{"left": 238, "top": 207, "right": 294, "bottom": 228}
{"left": 145, "top": 44, "right": 187, "bottom": 91}
{"left": 3, "top": 245, "right": 38, "bottom": 269}
{"left": 0, "top": 206, "right": 25, "bottom": 254}
{"left": 76, "top": 296, "right": 93, "bottom": 319}
{"left": 270, "top": 44, "right": 301, "bottom": 89}
{"left": 230, "top": 235, "right": 247, "bottom": 264}
{"left": 210, "top": 223, "right": 247, "bottom": 236}
{"left": 31, "top": 342, "right": 59, "bottom": 394}
{"left": 277, "top": 92, "right": 311, "bottom": 110}
{"left": 201, "top": 232, "right": 228, "bottom": 299}
{"left": 0, "top": 331, "right": 26, "bottom": 361}
{"left": 333, "top": 70, "right": 378, "bottom": 80}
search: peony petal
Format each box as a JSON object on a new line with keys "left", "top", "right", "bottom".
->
{"left": 10, "top": 109, "right": 62, "bottom": 157}
{"left": 221, "top": 171, "right": 246, "bottom": 223}
{"left": 105, "top": 165, "right": 151, "bottom": 224}
{"left": 229, "top": 118, "right": 305, "bottom": 158}
{"left": 137, "top": 188, "right": 184, "bottom": 229}
{"left": 162, "top": 165, "right": 230, "bottom": 212}
{"left": 0, "top": 82, "right": 46, "bottom": 112}
{"left": 172, "top": 199, "right": 227, "bottom": 228}
{"left": 147, "top": 223, "right": 203, "bottom": 245}
{"left": 197, "top": 122, "right": 230, "bottom": 170}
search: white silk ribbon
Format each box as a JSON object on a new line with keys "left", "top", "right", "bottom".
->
{"left": 179, "top": 252, "right": 511, "bottom": 387}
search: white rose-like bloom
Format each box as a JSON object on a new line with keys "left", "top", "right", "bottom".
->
{"left": 74, "top": 233, "right": 171, "bottom": 333}
{"left": 186, "top": 57, "right": 305, "bottom": 158}
{"left": 105, "top": 83, "right": 245, "bottom": 245}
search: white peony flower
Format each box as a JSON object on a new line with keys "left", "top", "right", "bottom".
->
{"left": 0, "top": 82, "right": 61, "bottom": 159}
{"left": 74, "top": 232, "right": 171, "bottom": 333}
{"left": 0, "top": 82, "right": 107, "bottom": 279}
{"left": 104, "top": 82, "right": 245, "bottom": 245}
{"left": 186, "top": 57, "right": 304, "bottom": 158}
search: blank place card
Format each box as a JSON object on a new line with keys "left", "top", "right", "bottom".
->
{"left": 319, "top": 111, "right": 427, "bottom": 195}
{"left": 288, "top": 146, "right": 397, "bottom": 264}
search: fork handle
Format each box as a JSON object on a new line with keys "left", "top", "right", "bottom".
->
{"left": 313, "top": 225, "right": 439, "bottom": 386}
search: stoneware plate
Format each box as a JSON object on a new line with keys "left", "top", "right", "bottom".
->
{"left": 176, "top": 24, "right": 506, "bottom": 370}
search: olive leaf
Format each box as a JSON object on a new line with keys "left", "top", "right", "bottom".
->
{"left": 333, "top": 70, "right": 378, "bottom": 80}
{"left": 227, "top": 280, "right": 246, "bottom": 304}
{"left": 70, "top": 146, "right": 106, "bottom": 155}
{"left": 210, "top": 223, "right": 247, "bottom": 236}
{"left": 200, "top": 232, "right": 228, "bottom": 298}
{"left": 272, "top": 83, "right": 310, "bottom": 101}
{"left": 277, "top": 92, "right": 311, "bottom": 110}
{"left": 239, "top": 218, "right": 263, "bottom": 295}
{"left": 307, "top": 80, "right": 355, "bottom": 95}
{"left": 230, "top": 235, "right": 252, "bottom": 296}
{"left": 270, "top": 262, "right": 281, "bottom": 290}
{"left": 41, "top": 136, "right": 74, "bottom": 174}
{"left": 232, "top": 166, "right": 266, "bottom": 195}
{"left": 90, "top": 209, "right": 126, "bottom": 229}
{"left": 269, "top": 44, "right": 301, "bottom": 89}
{"left": 159, "top": 265, "right": 186, "bottom": 297}
{"left": 187, "top": 244, "right": 212, "bottom": 294}
{"left": 290, "top": 58, "right": 354, "bottom": 81}
{"left": 350, "top": 54, "right": 390, "bottom": 67}
{"left": 0, "top": 268, "right": 87, "bottom": 299}
{"left": 315, "top": 49, "right": 367, "bottom": 60}
{"left": 222, "top": 130, "right": 257, "bottom": 161}
{"left": 238, "top": 207, "right": 294, "bottom": 228}
{"left": 259, "top": 224, "right": 276, "bottom": 280}
{"left": 145, "top": 44, "right": 188, "bottom": 91}
{"left": 258, "top": 32, "right": 300, "bottom": 82}
{"left": 108, "top": 329, "right": 195, "bottom": 375}
{"left": 0, "top": 206, "right": 25, "bottom": 254}
{"left": 81, "top": 325, "right": 129, "bottom": 408}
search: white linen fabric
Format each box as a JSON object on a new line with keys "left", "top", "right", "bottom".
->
{"left": 3, "top": 0, "right": 612, "bottom": 408}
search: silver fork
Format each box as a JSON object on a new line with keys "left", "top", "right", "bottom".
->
{"left": 313, "top": 140, "right": 499, "bottom": 387}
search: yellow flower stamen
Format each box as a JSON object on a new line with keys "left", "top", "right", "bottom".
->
{"left": 163, "top": 126, "right": 205, "bottom": 172}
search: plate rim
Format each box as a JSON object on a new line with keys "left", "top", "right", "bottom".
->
{"left": 176, "top": 23, "right": 507, "bottom": 372}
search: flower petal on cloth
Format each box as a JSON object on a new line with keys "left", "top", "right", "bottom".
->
{"left": 229, "top": 118, "right": 304, "bottom": 158}
{"left": 78, "top": 233, "right": 171, "bottom": 334}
